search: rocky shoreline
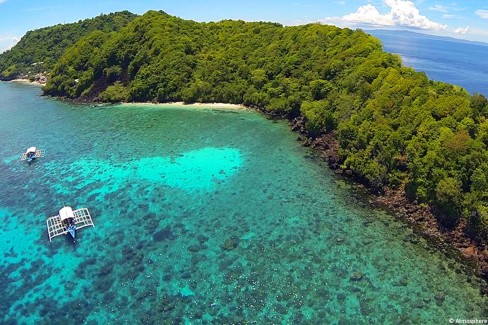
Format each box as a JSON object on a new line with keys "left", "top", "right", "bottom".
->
{"left": 288, "top": 116, "right": 488, "bottom": 295}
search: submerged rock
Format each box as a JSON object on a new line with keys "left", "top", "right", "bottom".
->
{"left": 158, "top": 296, "right": 176, "bottom": 312}
{"left": 350, "top": 272, "right": 364, "bottom": 281}
{"left": 153, "top": 226, "right": 176, "bottom": 242}
{"left": 197, "top": 234, "right": 209, "bottom": 243}
{"left": 434, "top": 292, "right": 445, "bottom": 305}
{"left": 336, "top": 292, "right": 346, "bottom": 301}
{"left": 98, "top": 263, "right": 114, "bottom": 277}
{"left": 221, "top": 237, "right": 240, "bottom": 251}
{"left": 399, "top": 277, "right": 408, "bottom": 286}
{"left": 187, "top": 244, "right": 207, "bottom": 253}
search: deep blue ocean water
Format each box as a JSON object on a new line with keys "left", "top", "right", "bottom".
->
{"left": 1, "top": 82, "right": 487, "bottom": 323}
{"left": 369, "top": 30, "right": 488, "bottom": 96}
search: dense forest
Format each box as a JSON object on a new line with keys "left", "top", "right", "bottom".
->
{"left": 1, "top": 10, "right": 488, "bottom": 244}
{"left": 0, "top": 11, "right": 136, "bottom": 80}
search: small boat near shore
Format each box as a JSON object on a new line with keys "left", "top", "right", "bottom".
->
{"left": 20, "top": 146, "right": 44, "bottom": 162}
{"left": 46, "top": 206, "right": 95, "bottom": 242}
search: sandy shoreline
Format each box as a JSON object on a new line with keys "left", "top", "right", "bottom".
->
{"left": 120, "top": 101, "right": 247, "bottom": 110}
{"left": 6, "top": 80, "right": 247, "bottom": 110}
{"left": 9, "top": 79, "right": 45, "bottom": 86}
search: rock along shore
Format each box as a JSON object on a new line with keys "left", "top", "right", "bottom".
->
{"left": 287, "top": 115, "right": 488, "bottom": 295}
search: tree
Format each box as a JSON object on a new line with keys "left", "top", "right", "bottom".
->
{"left": 99, "top": 82, "right": 130, "bottom": 102}
{"left": 435, "top": 177, "right": 463, "bottom": 227}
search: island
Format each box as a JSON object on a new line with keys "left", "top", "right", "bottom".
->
{"left": 1, "top": 9, "right": 487, "bottom": 293}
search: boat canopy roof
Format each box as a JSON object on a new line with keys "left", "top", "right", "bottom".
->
{"left": 59, "top": 206, "right": 74, "bottom": 221}
{"left": 26, "top": 146, "right": 36, "bottom": 153}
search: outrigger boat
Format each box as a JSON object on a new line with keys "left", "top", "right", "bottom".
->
{"left": 20, "top": 146, "right": 44, "bottom": 163}
{"left": 46, "top": 206, "right": 95, "bottom": 242}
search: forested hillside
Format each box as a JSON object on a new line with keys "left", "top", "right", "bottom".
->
{"left": 8, "top": 10, "right": 488, "bottom": 242}
{"left": 0, "top": 11, "right": 137, "bottom": 80}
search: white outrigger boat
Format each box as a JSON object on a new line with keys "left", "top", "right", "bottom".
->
{"left": 46, "top": 206, "right": 95, "bottom": 242}
{"left": 20, "top": 146, "right": 44, "bottom": 162}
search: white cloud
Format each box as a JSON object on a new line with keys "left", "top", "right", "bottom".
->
{"left": 0, "top": 36, "right": 19, "bottom": 54}
{"left": 429, "top": 5, "right": 448, "bottom": 13}
{"left": 386, "top": 0, "right": 447, "bottom": 30}
{"left": 475, "top": 10, "right": 488, "bottom": 19}
{"left": 342, "top": 4, "right": 394, "bottom": 26}
{"left": 430, "top": 4, "right": 462, "bottom": 19}
{"left": 454, "top": 26, "right": 470, "bottom": 35}
{"left": 323, "top": 0, "right": 447, "bottom": 30}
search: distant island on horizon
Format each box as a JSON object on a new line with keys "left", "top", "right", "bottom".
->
{"left": 366, "top": 28, "right": 488, "bottom": 47}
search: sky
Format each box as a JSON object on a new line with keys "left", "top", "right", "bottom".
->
{"left": 0, "top": 0, "right": 487, "bottom": 53}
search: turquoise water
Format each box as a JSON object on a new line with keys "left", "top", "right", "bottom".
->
{"left": 0, "top": 82, "right": 486, "bottom": 323}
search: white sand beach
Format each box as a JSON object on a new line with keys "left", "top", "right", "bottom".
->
{"left": 9, "top": 79, "right": 45, "bottom": 86}
{"left": 121, "top": 101, "right": 247, "bottom": 110}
